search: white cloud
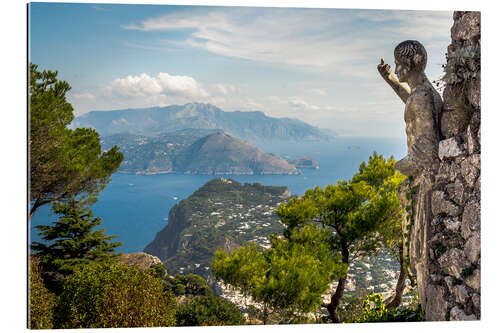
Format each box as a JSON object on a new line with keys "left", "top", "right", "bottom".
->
{"left": 123, "top": 8, "right": 452, "bottom": 79}
{"left": 288, "top": 98, "right": 321, "bottom": 111}
{"left": 106, "top": 72, "right": 208, "bottom": 99}
{"left": 211, "top": 83, "right": 238, "bottom": 96}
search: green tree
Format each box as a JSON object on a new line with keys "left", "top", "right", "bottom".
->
{"left": 276, "top": 152, "right": 404, "bottom": 323}
{"left": 164, "top": 274, "right": 212, "bottom": 296}
{"left": 176, "top": 295, "right": 245, "bottom": 326}
{"left": 29, "top": 63, "right": 123, "bottom": 219}
{"left": 29, "top": 258, "right": 56, "bottom": 329}
{"left": 31, "top": 198, "right": 122, "bottom": 278}
{"left": 55, "top": 261, "right": 177, "bottom": 328}
{"left": 351, "top": 153, "right": 407, "bottom": 308}
{"left": 212, "top": 224, "right": 347, "bottom": 324}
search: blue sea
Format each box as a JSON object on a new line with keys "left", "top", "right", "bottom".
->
{"left": 30, "top": 137, "right": 406, "bottom": 253}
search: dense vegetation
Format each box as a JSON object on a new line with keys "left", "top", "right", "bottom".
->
{"left": 28, "top": 64, "right": 176, "bottom": 329}
{"left": 29, "top": 64, "right": 123, "bottom": 218}
{"left": 29, "top": 258, "right": 56, "bottom": 329}
{"left": 213, "top": 225, "right": 347, "bottom": 324}
{"left": 55, "top": 262, "right": 177, "bottom": 328}
{"left": 32, "top": 198, "right": 121, "bottom": 276}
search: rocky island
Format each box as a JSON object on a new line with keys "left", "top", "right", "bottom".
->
{"left": 288, "top": 157, "right": 319, "bottom": 169}
{"left": 102, "top": 130, "right": 300, "bottom": 175}
{"left": 144, "top": 178, "right": 291, "bottom": 281}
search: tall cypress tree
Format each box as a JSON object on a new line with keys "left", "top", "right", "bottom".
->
{"left": 31, "top": 198, "right": 122, "bottom": 276}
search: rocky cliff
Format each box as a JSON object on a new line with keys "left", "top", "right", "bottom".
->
{"left": 403, "top": 11, "right": 480, "bottom": 321}
{"left": 143, "top": 178, "right": 290, "bottom": 281}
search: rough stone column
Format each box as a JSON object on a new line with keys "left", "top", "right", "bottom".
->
{"left": 402, "top": 11, "right": 480, "bottom": 321}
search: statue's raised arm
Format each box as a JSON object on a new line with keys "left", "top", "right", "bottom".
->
{"left": 377, "top": 58, "right": 410, "bottom": 104}
{"left": 378, "top": 40, "right": 443, "bottom": 176}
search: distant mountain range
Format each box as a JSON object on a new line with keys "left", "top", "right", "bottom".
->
{"left": 101, "top": 129, "right": 300, "bottom": 175}
{"left": 73, "top": 102, "right": 336, "bottom": 143}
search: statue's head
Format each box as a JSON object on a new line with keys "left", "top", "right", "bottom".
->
{"left": 394, "top": 40, "right": 427, "bottom": 82}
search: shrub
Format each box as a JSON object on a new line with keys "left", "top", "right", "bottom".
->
{"left": 176, "top": 295, "right": 245, "bottom": 326}
{"left": 353, "top": 292, "right": 423, "bottom": 323}
{"left": 55, "top": 261, "right": 176, "bottom": 328}
{"left": 29, "top": 258, "right": 56, "bottom": 329}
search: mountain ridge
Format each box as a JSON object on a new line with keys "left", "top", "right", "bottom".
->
{"left": 101, "top": 129, "right": 300, "bottom": 175}
{"left": 74, "top": 102, "right": 335, "bottom": 143}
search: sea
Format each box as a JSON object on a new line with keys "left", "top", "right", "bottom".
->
{"left": 30, "top": 136, "right": 407, "bottom": 253}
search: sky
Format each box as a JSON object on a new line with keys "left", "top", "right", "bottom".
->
{"left": 29, "top": 2, "right": 453, "bottom": 137}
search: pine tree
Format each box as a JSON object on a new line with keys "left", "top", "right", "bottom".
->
{"left": 29, "top": 63, "right": 123, "bottom": 219}
{"left": 31, "top": 198, "right": 122, "bottom": 276}
{"left": 276, "top": 152, "right": 404, "bottom": 323}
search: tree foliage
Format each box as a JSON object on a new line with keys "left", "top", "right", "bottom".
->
{"left": 163, "top": 273, "right": 212, "bottom": 296}
{"left": 212, "top": 224, "right": 347, "bottom": 324}
{"left": 29, "top": 258, "right": 56, "bottom": 329}
{"left": 31, "top": 198, "right": 121, "bottom": 276}
{"left": 276, "top": 152, "right": 404, "bottom": 322}
{"left": 55, "top": 261, "right": 177, "bottom": 328}
{"left": 176, "top": 295, "right": 245, "bottom": 326}
{"left": 29, "top": 63, "right": 123, "bottom": 218}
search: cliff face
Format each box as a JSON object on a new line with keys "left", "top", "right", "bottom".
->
{"left": 404, "top": 11, "right": 480, "bottom": 321}
{"left": 143, "top": 178, "right": 290, "bottom": 281}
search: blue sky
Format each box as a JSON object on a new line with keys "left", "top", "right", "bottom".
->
{"left": 29, "top": 2, "right": 453, "bottom": 137}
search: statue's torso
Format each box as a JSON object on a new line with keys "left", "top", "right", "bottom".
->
{"left": 404, "top": 81, "right": 442, "bottom": 150}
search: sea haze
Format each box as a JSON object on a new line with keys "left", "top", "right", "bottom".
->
{"left": 30, "top": 137, "right": 406, "bottom": 253}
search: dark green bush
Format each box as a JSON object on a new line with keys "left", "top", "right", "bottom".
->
{"left": 29, "top": 258, "right": 56, "bottom": 329}
{"left": 176, "top": 295, "right": 245, "bottom": 326}
{"left": 55, "top": 261, "right": 176, "bottom": 328}
{"left": 164, "top": 273, "right": 212, "bottom": 296}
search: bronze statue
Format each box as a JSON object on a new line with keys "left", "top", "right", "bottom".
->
{"left": 377, "top": 40, "right": 442, "bottom": 176}
{"left": 377, "top": 40, "right": 443, "bottom": 313}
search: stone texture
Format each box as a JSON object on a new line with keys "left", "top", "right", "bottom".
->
{"left": 449, "top": 306, "right": 477, "bottom": 321}
{"left": 425, "top": 284, "right": 448, "bottom": 321}
{"left": 432, "top": 191, "right": 460, "bottom": 216}
{"left": 440, "top": 109, "right": 470, "bottom": 140}
{"left": 468, "top": 78, "right": 481, "bottom": 110}
{"left": 461, "top": 200, "right": 481, "bottom": 240}
{"left": 437, "top": 248, "right": 469, "bottom": 279}
{"left": 119, "top": 252, "right": 163, "bottom": 271}
{"left": 446, "top": 180, "right": 468, "bottom": 206}
{"left": 461, "top": 155, "right": 480, "bottom": 188}
{"left": 466, "top": 125, "right": 478, "bottom": 154}
{"left": 474, "top": 175, "right": 481, "bottom": 194}
{"left": 439, "top": 138, "right": 464, "bottom": 160}
{"left": 444, "top": 276, "right": 454, "bottom": 292}
{"left": 464, "top": 269, "right": 480, "bottom": 291}
{"left": 455, "top": 285, "right": 469, "bottom": 304}
{"left": 472, "top": 293, "right": 480, "bottom": 311}
{"left": 464, "top": 232, "right": 480, "bottom": 263}
{"left": 443, "top": 217, "right": 461, "bottom": 233}
{"left": 437, "top": 162, "right": 461, "bottom": 182}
